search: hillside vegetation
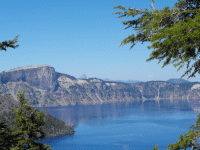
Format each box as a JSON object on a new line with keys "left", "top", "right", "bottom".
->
{"left": 0, "top": 94, "right": 75, "bottom": 137}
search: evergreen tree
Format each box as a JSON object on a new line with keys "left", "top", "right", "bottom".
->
{"left": 113, "top": 0, "right": 200, "bottom": 79}
{"left": 0, "top": 121, "right": 14, "bottom": 149}
{"left": 0, "top": 35, "right": 20, "bottom": 149}
{"left": 114, "top": 0, "right": 200, "bottom": 149}
{"left": 10, "top": 91, "right": 52, "bottom": 150}
{"left": 0, "top": 35, "right": 19, "bottom": 51}
{"left": 0, "top": 121, "right": 23, "bottom": 150}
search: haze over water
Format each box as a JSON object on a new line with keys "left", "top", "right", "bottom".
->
{"left": 37, "top": 100, "right": 200, "bottom": 150}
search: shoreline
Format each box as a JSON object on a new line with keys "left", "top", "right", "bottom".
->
{"left": 45, "top": 131, "right": 76, "bottom": 138}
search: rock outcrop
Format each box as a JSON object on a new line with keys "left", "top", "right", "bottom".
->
{"left": 0, "top": 65, "right": 200, "bottom": 107}
{"left": 0, "top": 65, "right": 57, "bottom": 92}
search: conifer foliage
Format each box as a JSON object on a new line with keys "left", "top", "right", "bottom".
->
{"left": 0, "top": 121, "right": 16, "bottom": 149}
{"left": 0, "top": 35, "right": 19, "bottom": 51}
{"left": 152, "top": 114, "right": 200, "bottom": 150}
{"left": 113, "top": 0, "right": 200, "bottom": 79}
{"left": 10, "top": 91, "right": 52, "bottom": 149}
{"left": 114, "top": 0, "right": 200, "bottom": 149}
{"left": 0, "top": 91, "right": 52, "bottom": 150}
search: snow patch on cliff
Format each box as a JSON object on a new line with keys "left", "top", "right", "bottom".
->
{"left": 76, "top": 79, "right": 88, "bottom": 85}
{"left": 106, "top": 83, "right": 117, "bottom": 86}
{"left": 191, "top": 84, "right": 200, "bottom": 90}
{"left": 89, "top": 79, "right": 101, "bottom": 82}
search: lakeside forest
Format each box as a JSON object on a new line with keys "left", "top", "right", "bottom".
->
{"left": 0, "top": 94, "right": 75, "bottom": 138}
{"left": 1, "top": 0, "right": 200, "bottom": 149}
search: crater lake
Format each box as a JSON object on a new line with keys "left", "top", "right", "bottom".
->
{"left": 37, "top": 100, "right": 200, "bottom": 150}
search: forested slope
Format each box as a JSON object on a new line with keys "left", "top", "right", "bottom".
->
{"left": 0, "top": 94, "right": 75, "bottom": 137}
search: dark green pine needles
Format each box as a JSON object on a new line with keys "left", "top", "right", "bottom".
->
{"left": 113, "top": 0, "right": 200, "bottom": 79}
{"left": 0, "top": 91, "right": 52, "bottom": 150}
{"left": 0, "top": 35, "right": 19, "bottom": 51}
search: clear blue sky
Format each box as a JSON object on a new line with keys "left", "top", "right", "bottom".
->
{"left": 0, "top": 0, "right": 199, "bottom": 82}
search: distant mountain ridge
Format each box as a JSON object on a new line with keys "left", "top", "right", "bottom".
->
{"left": 103, "top": 78, "right": 142, "bottom": 83}
{"left": 103, "top": 78, "right": 191, "bottom": 84}
{"left": 167, "top": 78, "right": 190, "bottom": 83}
{"left": 0, "top": 65, "right": 200, "bottom": 107}
{"left": 79, "top": 74, "right": 87, "bottom": 79}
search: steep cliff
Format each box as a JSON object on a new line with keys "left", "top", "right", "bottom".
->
{"left": 0, "top": 65, "right": 200, "bottom": 107}
{"left": 0, "top": 65, "right": 58, "bottom": 92}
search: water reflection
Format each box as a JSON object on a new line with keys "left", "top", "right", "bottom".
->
{"left": 36, "top": 99, "right": 200, "bottom": 126}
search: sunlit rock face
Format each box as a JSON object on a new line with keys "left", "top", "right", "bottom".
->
{"left": 0, "top": 65, "right": 58, "bottom": 92}
{"left": 0, "top": 65, "right": 200, "bottom": 107}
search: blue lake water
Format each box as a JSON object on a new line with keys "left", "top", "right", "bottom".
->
{"left": 37, "top": 100, "right": 200, "bottom": 150}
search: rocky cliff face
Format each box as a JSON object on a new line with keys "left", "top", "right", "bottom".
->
{"left": 0, "top": 65, "right": 58, "bottom": 92}
{"left": 0, "top": 65, "right": 200, "bottom": 107}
